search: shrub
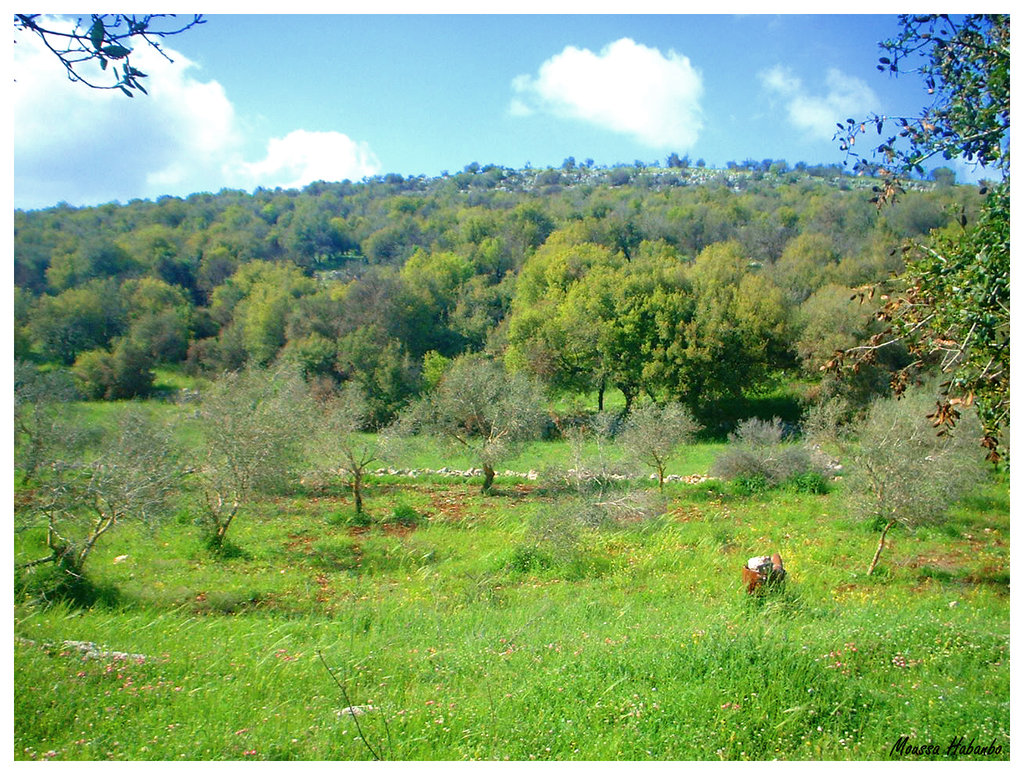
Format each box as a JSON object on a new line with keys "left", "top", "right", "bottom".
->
{"left": 384, "top": 503, "right": 423, "bottom": 527}
{"left": 15, "top": 408, "right": 180, "bottom": 600}
{"left": 396, "top": 354, "right": 546, "bottom": 493}
{"left": 505, "top": 544, "right": 554, "bottom": 573}
{"left": 542, "top": 413, "right": 635, "bottom": 495}
{"left": 15, "top": 553, "right": 119, "bottom": 608}
{"left": 620, "top": 401, "right": 701, "bottom": 491}
{"left": 330, "top": 509, "right": 372, "bottom": 528}
{"left": 786, "top": 471, "right": 830, "bottom": 494}
{"left": 204, "top": 537, "right": 251, "bottom": 560}
{"left": 195, "top": 365, "right": 312, "bottom": 551}
{"left": 72, "top": 337, "right": 156, "bottom": 400}
{"left": 711, "top": 416, "right": 828, "bottom": 490}
{"left": 728, "top": 473, "right": 772, "bottom": 496}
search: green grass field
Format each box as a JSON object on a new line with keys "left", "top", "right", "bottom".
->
{"left": 13, "top": 412, "right": 1010, "bottom": 761}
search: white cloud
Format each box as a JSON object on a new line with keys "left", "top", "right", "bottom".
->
{"left": 511, "top": 38, "right": 704, "bottom": 149}
{"left": 13, "top": 16, "right": 379, "bottom": 209}
{"left": 227, "top": 130, "right": 381, "bottom": 191}
{"left": 759, "top": 65, "right": 880, "bottom": 141}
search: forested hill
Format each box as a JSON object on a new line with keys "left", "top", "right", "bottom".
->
{"left": 14, "top": 160, "right": 979, "bottom": 425}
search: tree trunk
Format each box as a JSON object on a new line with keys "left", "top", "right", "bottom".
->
{"left": 867, "top": 520, "right": 896, "bottom": 576}
{"left": 597, "top": 378, "right": 606, "bottom": 412}
{"left": 352, "top": 472, "right": 364, "bottom": 515}
{"left": 213, "top": 522, "right": 229, "bottom": 549}
{"left": 211, "top": 511, "right": 235, "bottom": 551}
{"left": 482, "top": 463, "right": 496, "bottom": 494}
{"left": 621, "top": 387, "right": 635, "bottom": 415}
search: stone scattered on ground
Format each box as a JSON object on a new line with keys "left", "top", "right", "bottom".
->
{"left": 336, "top": 705, "right": 376, "bottom": 718}
{"left": 16, "top": 637, "right": 147, "bottom": 662}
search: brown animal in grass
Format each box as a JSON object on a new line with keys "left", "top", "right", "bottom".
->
{"left": 743, "top": 552, "right": 786, "bottom": 594}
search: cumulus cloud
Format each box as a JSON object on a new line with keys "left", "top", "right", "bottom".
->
{"left": 759, "top": 64, "right": 880, "bottom": 141}
{"left": 511, "top": 38, "right": 703, "bottom": 149}
{"left": 13, "top": 16, "right": 379, "bottom": 209}
{"left": 227, "top": 130, "right": 381, "bottom": 191}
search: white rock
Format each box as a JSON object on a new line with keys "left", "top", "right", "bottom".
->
{"left": 336, "top": 705, "right": 375, "bottom": 718}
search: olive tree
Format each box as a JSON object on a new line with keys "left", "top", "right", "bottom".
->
{"left": 849, "top": 388, "right": 987, "bottom": 576}
{"left": 619, "top": 401, "right": 701, "bottom": 492}
{"left": 16, "top": 408, "right": 180, "bottom": 598}
{"left": 551, "top": 411, "right": 632, "bottom": 493}
{"left": 307, "top": 382, "right": 380, "bottom": 515}
{"left": 397, "top": 354, "right": 546, "bottom": 493}
{"left": 194, "top": 366, "right": 311, "bottom": 551}
{"left": 14, "top": 361, "right": 83, "bottom": 483}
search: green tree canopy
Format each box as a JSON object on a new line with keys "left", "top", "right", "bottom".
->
{"left": 29, "top": 279, "right": 125, "bottom": 365}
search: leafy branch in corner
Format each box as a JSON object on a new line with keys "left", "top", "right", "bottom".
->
{"left": 827, "top": 14, "right": 1009, "bottom": 463}
{"left": 834, "top": 14, "right": 1008, "bottom": 196}
{"left": 14, "top": 13, "right": 205, "bottom": 96}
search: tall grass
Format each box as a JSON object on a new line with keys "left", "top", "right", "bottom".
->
{"left": 14, "top": 453, "right": 1009, "bottom": 760}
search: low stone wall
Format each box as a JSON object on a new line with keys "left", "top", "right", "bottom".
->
{"left": 371, "top": 467, "right": 540, "bottom": 480}
{"left": 368, "top": 468, "right": 713, "bottom": 484}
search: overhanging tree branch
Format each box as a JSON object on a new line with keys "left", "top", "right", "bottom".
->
{"left": 14, "top": 13, "right": 205, "bottom": 96}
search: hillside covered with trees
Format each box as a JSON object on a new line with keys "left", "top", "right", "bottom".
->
{"left": 14, "top": 159, "right": 983, "bottom": 430}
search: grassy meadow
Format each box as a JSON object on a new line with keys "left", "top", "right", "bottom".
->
{"left": 13, "top": 396, "right": 1010, "bottom": 761}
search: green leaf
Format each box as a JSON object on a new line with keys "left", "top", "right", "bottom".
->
{"left": 88, "top": 18, "right": 104, "bottom": 50}
{"left": 102, "top": 45, "right": 131, "bottom": 59}
{"left": 119, "top": 85, "right": 134, "bottom": 98}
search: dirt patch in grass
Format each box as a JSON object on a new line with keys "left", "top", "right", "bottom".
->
{"left": 902, "top": 547, "right": 1009, "bottom": 592}
{"left": 427, "top": 490, "right": 472, "bottom": 522}
{"left": 314, "top": 573, "right": 331, "bottom": 603}
{"left": 901, "top": 552, "right": 965, "bottom": 573}
{"left": 285, "top": 533, "right": 317, "bottom": 552}
{"left": 380, "top": 523, "right": 417, "bottom": 538}
{"left": 669, "top": 505, "right": 704, "bottom": 523}
{"left": 963, "top": 566, "right": 1010, "bottom": 589}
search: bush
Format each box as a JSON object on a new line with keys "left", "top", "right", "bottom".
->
{"left": 72, "top": 337, "right": 155, "bottom": 400}
{"left": 204, "top": 536, "right": 251, "bottom": 560}
{"left": 848, "top": 387, "right": 988, "bottom": 575}
{"left": 505, "top": 544, "right": 554, "bottom": 573}
{"left": 542, "top": 413, "right": 636, "bottom": 495}
{"left": 786, "top": 471, "right": 830, "bottom": 494}
{"left": 711, "top": 417, "right": 828, "bottom": 491}
{"left": 15, "top": 555, "right": 119, "bottom": 608}
{"left": 728, "top": 473, "right": 772, "bottom": 496}
{"left": 384, "top": 503, "right": 423, "bottom": 527}
{"left": 329, "top": 509, "right": 372, "bottom": 528}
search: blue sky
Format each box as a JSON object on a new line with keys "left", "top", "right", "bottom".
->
{"left": 13, "top": 10, "right": 957, "bottom": 210}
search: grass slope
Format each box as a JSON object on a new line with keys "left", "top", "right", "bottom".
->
{"left": 13, "top": 449, "right": 1009, "bottom": 761}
